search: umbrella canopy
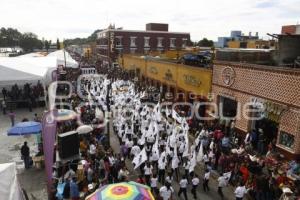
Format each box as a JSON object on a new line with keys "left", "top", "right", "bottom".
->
{"left": 76, "top": 125, "right": 93, "bottom": 134}
{"left": 7, "top": 121, "right": 41, "bottom": 136}
{"left": 56, "top": 109, "right": 77, "bottom": 122}
{"left": 86, "top": 181, "right": 155, "bottom": 200}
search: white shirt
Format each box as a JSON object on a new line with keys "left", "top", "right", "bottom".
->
{"left": 165, "top": 176, "right": 173, "bottom": 184}
{"left": 89, "top": 144, "right": 96, "bottom": 155}
{"left": 192, "top": 177, "right": 200, "bottom": 186}
{"left": 159, "top": 186, "right": 174, "bottom": 200}
{"left": 144, "top": 165, "right": 153, "bottom": 175}
{"left": 204, "top": 171, "right": 211, "bottom": 180}
{"left": 150, "top": 177, "right": 158, "bottom": 188}
{"left": 179, "top": 179, "right": 188, "bottom": 188}
{"left": 234, "top": 186, "right": 247, "bottom": 198}
{"left": 218, "top": 176, "right": 227, "bottom": 187}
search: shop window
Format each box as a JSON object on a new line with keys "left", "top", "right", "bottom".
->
{"left": 279, "top": 131, "right": 294, "bottom": 149}
{"left": 157, "top": 37, "right": 163, "bottom": 47}
{"left": 130, "top": 37, "right": 136, "bottom": 47}
{"left": 182, "top": 38, "right": 187, "bottom": 48}
{"left": 144, "top": 37, "right": 150, "bottom": 47}
{"left": 170, "top": 38, "right": 176, "bottom": 48}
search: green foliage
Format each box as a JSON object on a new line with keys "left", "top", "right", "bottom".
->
{"left": 0, "top": 27, "right": 44, "bottom": 52}
{"left": 64, "top": 29, "right": 102, "bottom": 46}
{"left": 197, "top": 38, "right": 214, "bottom": 47}
{"left": 56, "top": 38, "right": 60, "bottom": 50}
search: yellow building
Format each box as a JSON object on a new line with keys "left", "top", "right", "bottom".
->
{"left": 227, "top": 40, "right": 276, "bottom": 49}
{"left": 119, "top": 54, "right": 212, "bottom": 101}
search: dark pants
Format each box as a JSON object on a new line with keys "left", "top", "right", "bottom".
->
{"left": 203, "top": 179, "right": 210, "bottom": 192}
{"left": 191, "top": 185, "right": 197, "bottom": 199}
{"left": 145, "top": 175, "right": 151, "bottom": 186}
{"left": 158, "top": 169, "right": 165, "bottom": 184}
{"left": 23, "top": 156, "right": 30, "bottom": 169}
{"left": 218, "top": 187, "right": 224, "bottom": 199}
{"left": 151, "top": 187, "right": 158, "bottom": 196}
{"left": 178, "top": 187, "right": 188, "bottom": 200}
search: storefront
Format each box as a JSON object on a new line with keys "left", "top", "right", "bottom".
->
{"left": 119, "top": 54, "right": 212, "bottom": 102}
{"left": 211, "top": 61, "right": 300, "bottom": 158}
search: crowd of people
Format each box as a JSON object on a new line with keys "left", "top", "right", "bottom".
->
{"left": 1, "top": 81, "right": 44, "bottom": 114}
{"left": 43, "top": 57, "right": 300, "bottom": 200}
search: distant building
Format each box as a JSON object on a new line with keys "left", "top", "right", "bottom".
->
{"left": 281, "top": 24, "right": 300, "bottom": 35}
{"left": 96, "top": 23, "right": 191, "bottom": 65}
{"left": 0, "top": 47, "right": 23, "bottom": 57}
{"left": 277, "top": 34, "right": 300, "bottom": 67}
{"left": 215, "top": 30, "right": 261, "bottom": 48}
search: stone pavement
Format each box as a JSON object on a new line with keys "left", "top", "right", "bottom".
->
{"left": 0, "top": 107, "right": 47, "bottom": 200}
{"left": 107, "top": 121, "right": 236, "bottom": 200}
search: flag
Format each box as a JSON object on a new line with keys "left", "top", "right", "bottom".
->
{"left": 183, "top": 130, "right": 189, "bottom": 157}
{"left": 172, "top": 109, "right": 182, "bottom": 123}
{"left": 172, "top": 142, "right": 179, "bottom": 169}
{"left": 197, "top": 141, "right": 203, "bottom": 162}
{"left": 152, "top": 136, "right": 159, "bottom": 157}
{"left": 132, "top": 148, "right": 147, "bottom": 169}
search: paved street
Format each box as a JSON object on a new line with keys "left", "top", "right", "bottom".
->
{"left": 107, "top": 120, "right": 236, "bottom": 200}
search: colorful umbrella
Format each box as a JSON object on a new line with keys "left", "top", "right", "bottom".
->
{"left": 7, "top": 121, "right": 42, "bottom": 136}
{"left": 86, "top": 181, "right": 155, "bottom": 200}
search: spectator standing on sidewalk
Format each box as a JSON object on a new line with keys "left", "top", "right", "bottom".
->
{"left": 2, "top": 100, "right": 6, "bottom": 114}
{"left": 8, "top": 110, "right": 16, "bottom": 127}
{"left": 21, "top": 141, "right": 30, "bottom": 169}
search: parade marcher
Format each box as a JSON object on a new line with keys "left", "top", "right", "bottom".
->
{"left": 234, "top": 182, "right": 248, "bottom": 200}
{"left": 203, "top": 168, "right": 210, "bottom": 192}
{"left": 178, "top": 175, "right": 188, "bottom": 200}
{"left": 144, "top": 162, "right": 153, "bottom": 186}
{"left": 218, "top": 174, "right": 228, "bottom": 200}
{"left": 159, "top": 182, "right": 174, "bottom": 200}
{"left": 150, "top": 174, "right": 158, "bottom": 196}
{"left": 191, "top": 174, "right": 200, "bottom": 199}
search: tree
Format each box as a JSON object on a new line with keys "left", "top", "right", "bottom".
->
{"left": 44, "top": 40, "right": 51, "bottom": 52}
{"left": 56, "top": 38, "right": 60, "bottom": 50}
{"left": 19, "top": 32, "right": 43, "bottom": 52}
{"left": 197, "top": 38, "right": 214, "bottom": 47}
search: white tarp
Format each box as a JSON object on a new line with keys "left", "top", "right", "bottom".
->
{"left": 0, "top": 56, "right": 56, "bottom": 88}
{"left": 47, "top": 50, "right": 78, "bottom": 68}
{"left": 0, "top": 162, "right": 24, "bottom": 200}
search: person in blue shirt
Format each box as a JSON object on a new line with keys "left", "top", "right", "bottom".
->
{"left": 70, "top": 177, "right": 80, "bottom": 200}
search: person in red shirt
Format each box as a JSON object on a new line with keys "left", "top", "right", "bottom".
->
{"left": 136, "top": 175, "right": 145, "bottom": 184}
{"left": 239, "top": 163, "right": 250, "bottom": 183}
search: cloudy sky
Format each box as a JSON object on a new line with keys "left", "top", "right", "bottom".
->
{"left": 0, "top": 0, "right": 299, "bottom": 41}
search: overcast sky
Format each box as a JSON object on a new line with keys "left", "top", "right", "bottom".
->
{"left": 0, "top": 0, "right": 299, "bottom": 41}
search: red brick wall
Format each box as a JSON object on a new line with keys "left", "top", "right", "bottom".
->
{"left": 281, "top": 25, "right": 296, "bottom": 34}
{"left": 212, "top": 63, "right": 300, "bottom": 154}
{"left": 213, "top": 63, "right": 300, "bottom": 107}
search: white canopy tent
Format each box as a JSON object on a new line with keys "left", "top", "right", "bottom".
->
{"left": 0, "top": 162, "right": 24, "bottom": 200}
{"left": 47, "top": 50, "right": 79, "bottom": 68}
{"left": 0, "top": 56, "right": 57, "bottom": 89}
